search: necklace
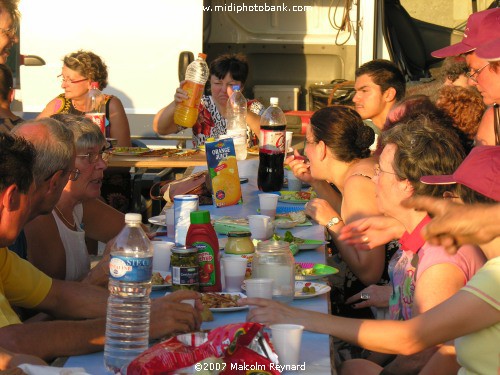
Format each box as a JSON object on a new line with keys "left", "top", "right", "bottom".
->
{"left": 71, "top": 99, "right": 86, "bottom": 113}
{"left": 54, "top": 205, "right": 76, "bottom": 228}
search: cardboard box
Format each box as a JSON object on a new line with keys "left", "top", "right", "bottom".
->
{"left": 253, "top": 85, "right": 301, "bottom": 111}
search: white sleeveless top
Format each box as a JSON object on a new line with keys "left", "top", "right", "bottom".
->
{"left": 52, "top": 203, "right": 90, "bottom": 281}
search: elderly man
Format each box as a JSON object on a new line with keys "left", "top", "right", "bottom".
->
{"left": 0, "top": 130, "right": 202, "bottom": 362}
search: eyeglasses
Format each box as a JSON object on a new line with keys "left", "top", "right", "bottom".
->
{"left": 44, "top": 168, "right": 80, "bottom": 182}
{"left": 77, "top": 151, "right": 106, "bottom": 164}
{"left": 57, "top": 74, "right": 88, "bottom": 84}
{"left": 68, "top": 169, "right": 80, "bottom": 181}
{"left": 374, "top": 164, "right": 399, "bottom": 177}
{"left": 0, "top": 26, "right": 17, "bottom": 39}
{"left": 466, "top": 63, "right": 490, "bottom": 83}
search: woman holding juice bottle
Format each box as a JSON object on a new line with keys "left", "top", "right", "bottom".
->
{"left": 153, "top": 53, "right": 264, "bottom": 147}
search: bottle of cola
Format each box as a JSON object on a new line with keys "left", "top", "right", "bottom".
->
{"left": 258, "top": 97, "right": 287, "bottom": 192}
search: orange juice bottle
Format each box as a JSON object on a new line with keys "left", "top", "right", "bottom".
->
{"left": 174, "top": 53, "right": 209, "bottom": 127}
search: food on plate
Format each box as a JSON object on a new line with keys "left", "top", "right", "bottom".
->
{"left": 301, "top": 282, "right": 316, "bottom": 294}
{"left": 138, "top": 148, "right": 178, "bottom": 157}
{"left": 111, "top": 146, "right": 150, "bottom": 154}
{"left": 295, "top": 263, "right": 314, "bottom": 276}
{"left": 201, "top": 305, "right": 214, "bottom": 322}
{"left": 279, "top": 190, "right": 317, "bottom": 201}
{"left": 275, "top": 210, "right": 306, "bottom": 223}
{"left": 151, "top": 271, "right": 166, "bottom": 285}
{"left": 273, "top": 230, "right": 305, "bottom": 245}
{"left": 201, "top": 292, "right": 242, "bottom": 309}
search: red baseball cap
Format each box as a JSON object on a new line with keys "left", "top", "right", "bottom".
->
{"left": 431, "top": 8, "right": 500, "bottom": 58}
{"left": 420, "top": 146, "right": 500, "bottom": 201}
{"left": 476, "top": 37, "right": 500, "bottom": 61}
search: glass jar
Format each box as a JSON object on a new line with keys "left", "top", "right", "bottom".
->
{"left": 225, "top": 231, "right": 255, "bottom": 278}
{"left": 252, "top": 240, "right": 294, "bottom": 303}
{"left": 171, "top": 246, "right": 199, "bottom": 291}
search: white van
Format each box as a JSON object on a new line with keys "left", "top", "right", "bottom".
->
{"left": 11, "top": 0, "right": 490, "bottom": 137}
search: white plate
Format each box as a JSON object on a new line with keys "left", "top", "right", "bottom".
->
{"left": 294, "top": 281, "right": 331, "bottom": 299}
{"left": 202, "top": 292, "right": 248, "bottom": 312}
{"left": 148, "top": 215, "right": 165, "bottom": 226}
{"left": 151, "top": 270, "right": 172, "bottom": 290}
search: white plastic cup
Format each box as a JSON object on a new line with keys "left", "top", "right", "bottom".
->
{"left": 152, "top": 241, "right": 174, "bottom": 272}
{"left": 258, "top": 193, "right": 279, "bottom": 220}
{"left": 244, "top": 278, "right": 274, "bottom": 300}
{"left": 165, "top": 208, "right": 175, "bottom": 238}
{"left": 181, "top": 299, "right": 195, "bottom": 307}
{"left": 287, "top": 171, "right": 302, "bottom": 191}
{"left": 248, "top": 215, "right": 273, "bottom": 240}
{"left": 221, "top": 257, "right": 247, "bottom": 292}
{"left": 270, "top": 324, "right": 304, "bottom": 367}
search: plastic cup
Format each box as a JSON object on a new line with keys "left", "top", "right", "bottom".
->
{"left": 286, "top": 131, "right": 293, "bottom": 152}
{"left": 248, "top": 215, "right": 273, "bottom": 240}
{"left": 258, "top": 193, "right": 279, "bottom": 220}
{"left": 287, "top": 171, "right": 302, "bottom": 191}
{"left": 270, "top": 324, "right": 304, "bottom": 367}
{"left": 152, "top": 241, "right": 174, "bottom": 272}
{"left": 165, "top": 208, "right": 175, "bottom": 239}
{"left": 244, "top": 278, "right": 274, "bottom": 300}
{"left": 221, "top": 257, "right": 247, "bottom": 292}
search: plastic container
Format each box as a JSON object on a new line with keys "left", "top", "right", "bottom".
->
{"left": 174, "top": 53, "right": 209, "bottom": 127}
{"left": 252, "top": 240, "right": 294, "bottom": 304}
{"left": 186, "top": 210, "right": 221, "bottom": 292}
{"left": 104, "top": 213, "right": 153, "bottom": 374}
{"left": 258, "top": 97, "right": 287, "bottom": 192}
{"left": 85, "top": 81, "right": 106, "bottom": 134}
{"left": 224, "top": 231, "right": 255, "bottom": 278}
{"left": 226, "top": 84, "right": 247, "bottom": 160}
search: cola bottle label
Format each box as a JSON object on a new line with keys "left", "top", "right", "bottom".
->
{"left": 259, "top": 129, "right": 286, "bottom": 154}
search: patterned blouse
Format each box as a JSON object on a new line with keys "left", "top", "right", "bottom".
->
{"left": 190, "top": 95, "right": 265, "bottom": 147}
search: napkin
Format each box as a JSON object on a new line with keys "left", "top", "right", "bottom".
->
{"left": 17, "top": 364, "right": 91, "bottom": 375}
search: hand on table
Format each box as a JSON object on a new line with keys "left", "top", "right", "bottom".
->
{"left": 239, "top": 298, "right": 309, "bottom": 328}
{"left": 304, "top": 198, "right": 338, "bottom": 227}
{"left": 338, "top": 216, "right": 405, "bottom": 251}
{"left": 150, "top": 290, "right": 202, "bottom": 339}
{"left": 345, "top": 284, "right": 392, "bottom": 309}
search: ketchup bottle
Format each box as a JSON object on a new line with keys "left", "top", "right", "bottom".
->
{"left": 186, "top": 210, "right": 221, "bottom": 292}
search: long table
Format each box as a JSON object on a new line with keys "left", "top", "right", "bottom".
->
{"left": 64, "top": 159, "right": 334, "bottom": 374}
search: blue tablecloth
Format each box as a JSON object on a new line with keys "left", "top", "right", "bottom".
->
{"left": 65, "top": 159, "right": 333, "bottom": 374}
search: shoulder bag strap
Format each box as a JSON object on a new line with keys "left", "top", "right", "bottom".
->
{"left": 494, "top": 104, "right": 500, "bottom": 146}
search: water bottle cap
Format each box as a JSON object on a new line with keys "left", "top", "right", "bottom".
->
{"left": 90, "top": 82, "right": 99, "bottom": 89}
{"left": 198, "top": 53, "right": 207, "bottom": 60}
{"left": 124, "top": 213, "right": 142, "bottom": 223}
{"left": 232, "top": 84, "right": 241, "bottom": 91}
{"left": 270, "top": 97, "right": 279, "bottom": 105}
{"left": 190, "top": 210, "right": 211, "bottom": 224}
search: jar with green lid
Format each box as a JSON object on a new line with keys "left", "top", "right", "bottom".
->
{"left": 224, "top": 231, "right": 254, "bottom": 278}
{"left": 171, "top": 246, "right": 199, "bottom": 291}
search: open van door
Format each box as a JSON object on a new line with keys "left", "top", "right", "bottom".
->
{"left": 17, "top": 0, "right": 203, "bottom": 136}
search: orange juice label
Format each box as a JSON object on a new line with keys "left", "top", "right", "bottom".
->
{"left": 181, "top": 81, "right": 204, "bottom": 108}
{"left": 205, "top": 138, "right": 243, "bottom": 207}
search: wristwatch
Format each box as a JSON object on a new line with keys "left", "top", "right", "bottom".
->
{"left": 325, "top": 216, "right": 342, "bottom": 229}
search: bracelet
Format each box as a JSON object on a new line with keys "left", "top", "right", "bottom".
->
{"left": 325, "top": 216, "right": 342, "bottom": 229}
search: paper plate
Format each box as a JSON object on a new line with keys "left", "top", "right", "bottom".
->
{"left": 294, "top": 281, "right": 331, "bottom": 299}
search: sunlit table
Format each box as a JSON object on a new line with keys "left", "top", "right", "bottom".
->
{"left": 65, "top": 159, "right": 334, "bottom": 374}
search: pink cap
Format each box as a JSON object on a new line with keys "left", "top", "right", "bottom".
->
{"left": 420, "top": 146, "right": 500, "bottom": 201}
{"left": 431, "top": 9, "right": 500, "bottom": 58}
{"left": 475, "top": 37, "right": 500, "bottom": 61}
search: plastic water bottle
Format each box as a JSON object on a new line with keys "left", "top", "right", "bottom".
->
{"left": 85, "top": 82, "right": 106, "bottom": 135}
{"left": 226, "top": 85, "right": 247, "bottom": 160}
{"left": 174, "top": 53, "right": 210, "bottom": 128}
{"left": 104, "top": 213, "right": 153, "bottom": 374}
{"left": 258, "top": 97, "right": 287, "bottom": 192}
